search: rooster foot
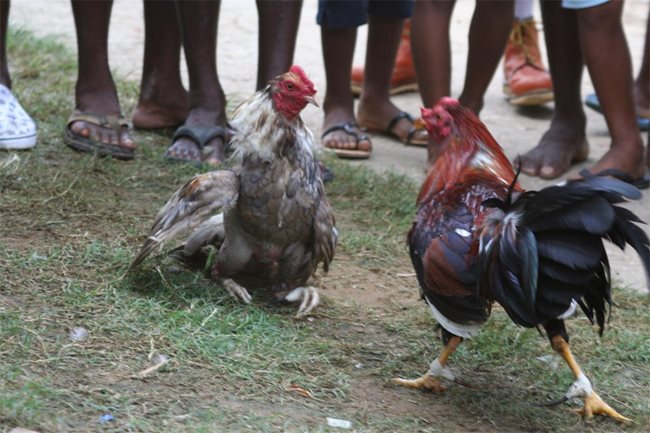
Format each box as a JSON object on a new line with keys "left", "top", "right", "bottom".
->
{"left": 284, "top": 286, "right": 320, "bottom": 318}
{"left": 392, "top": 359, "right": 455, "bottom": 393}
{"left": 564, "top": 373, "right": 629, "bottom": 422}
{"left": 574, "top": 392, "right": 630, "bottom": 422}
{"left": 392, "top": 374, "right": 447, "bottom": 393}
{"left": 222, "top": 278, "right": 252, "bottom": 304}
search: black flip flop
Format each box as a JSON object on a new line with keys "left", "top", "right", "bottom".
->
{"left": 321, "top": 122, "right": 372, "bottom": 159}
{"left": 367, "top": 111, "right": 428, "bottom": 147}
{"left": 165, "top": 125, "right": 228, "bottom": 167}
{"left": 579, "top": 168, "right": 650, "bottom": 190}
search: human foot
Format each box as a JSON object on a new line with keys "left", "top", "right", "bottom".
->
{"left": 132, "top": 84, "right": 190, "bottom": 130}
{"left": 164, "top": 107, "right": 227, "bottom": 166}
{"left": 65, "top": 112, "right": 134, "bottom": 160}
{"left": 575, "top": 142, "right": 648, "bottom": 188}
{"left": 520, "top": 122, "right": 589, "bottom": 179}
{"left": 321, "top": 107, "right": 372, "bottom": 159}
{"left": 357, "top": 97, "right": 428, "bottom": 146}
{"left": 69, "top": 88, "right": 135, "bottom": 157}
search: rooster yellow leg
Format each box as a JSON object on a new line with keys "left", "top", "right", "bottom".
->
{"left": 551, "top": 335, "right": 630, "bottom": 422}
{"left": 392, "top": 336, "right": 462, "bottom": 393}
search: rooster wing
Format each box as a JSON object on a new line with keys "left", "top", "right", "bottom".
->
{"left": 129, "top": 170, "right": 239, "bottom": 270}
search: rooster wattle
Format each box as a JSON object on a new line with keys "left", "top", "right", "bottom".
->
{"left": 393, "top": 97, "right": 650, "bottom": 421}
{"left": 130, "top": 65, "right": 337, "bottom": 318}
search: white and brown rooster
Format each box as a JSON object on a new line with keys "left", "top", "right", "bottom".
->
{"left": 130, "top": 66, "right": 337, "bottom": 317}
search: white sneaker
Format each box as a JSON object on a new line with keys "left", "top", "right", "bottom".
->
{"left": 0, "top": 84, "right": 37, "bottom": 150}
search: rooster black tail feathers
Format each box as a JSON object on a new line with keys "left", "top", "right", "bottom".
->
{"left": 577, "top": 171, "right": 650, "bottom": 290}
{"left": 481, "top": 171, "right": 650, "bottom": 331}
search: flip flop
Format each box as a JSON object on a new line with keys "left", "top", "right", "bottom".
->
{"left": 64, "top": 111, "right": 134, "bottom": 160}
{"left": 165, "top": 125, "right": 229, "bottom": 167}
{"left": 584, "top": 93, "right": 650, "bottom": 131}
{"left": 578, "top": 168, "right": 650, "bottom": 190}
{"left": 321, "top": 122, "right": 372, "bottom": 159}
{"left": 364, "top": 111, "right": 428, "bottom": 147}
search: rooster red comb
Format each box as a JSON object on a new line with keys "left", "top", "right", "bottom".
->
{"left": 289, "top": 65, "right": 316, "bottom": 95}
{"left": 420, "top": 98, "right": 460, "bottom": 142}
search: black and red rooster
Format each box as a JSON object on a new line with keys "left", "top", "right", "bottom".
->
{"left": 393, "top": 97, "right": 650, "bottom": 422}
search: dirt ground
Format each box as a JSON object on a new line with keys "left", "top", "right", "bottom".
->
{"left": 2, "top": 2, "right": 650, "bottom": 432}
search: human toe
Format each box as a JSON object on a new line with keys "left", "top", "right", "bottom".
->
{"left": 518, "top": 153, "right": 541, "bottom": 176}
{"left": 119, "top": 127, "right": 135, "bottom": 149}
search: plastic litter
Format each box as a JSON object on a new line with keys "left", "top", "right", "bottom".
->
{"left": 98, "top": 414, "right": 114, "bottom": 424}
{"left": 326, "top": 417, "right": 352, "bottom": 429}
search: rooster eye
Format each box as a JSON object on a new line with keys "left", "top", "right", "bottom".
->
{"left": 286, "top": 82, "right": 295, "bottom": 91}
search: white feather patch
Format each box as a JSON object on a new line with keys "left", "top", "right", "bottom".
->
{"left": 557, "top": 299, "right": 578, "bottom": 320}
{"left": 472, "top": 149, "right": 505, "bottom": 181}
{"left": 207, "top": 213, "right": 224, "bottom": 226}
{"left": 565, "top": 373, "right": 593, "bottom": 399}
{"left": 428, "top": 359, "right": 456, "bottom": 381}
{"left": 425, "top": 299, "right": 483, "bottom": 338}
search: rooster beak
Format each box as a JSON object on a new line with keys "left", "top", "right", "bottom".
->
{"left": 414, "top": 117, "right": 426, "bottom": 130}
{"left": 304, "top": 95, "right": 319, "bottom": 107}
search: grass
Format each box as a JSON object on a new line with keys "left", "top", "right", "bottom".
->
{"left": 1, "top": 29, "right": 649, "bottom": 432}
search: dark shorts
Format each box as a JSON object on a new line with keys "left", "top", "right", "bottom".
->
{"left": 317, "top": 0, "right": 415, "bottom": 28}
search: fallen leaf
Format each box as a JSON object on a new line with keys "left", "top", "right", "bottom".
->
{"left": 286, "top": 383, "right": 313, "bottom": 398}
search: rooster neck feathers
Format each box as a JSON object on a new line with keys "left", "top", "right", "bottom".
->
{"left": 229, "top": 88, "right": 314, "bottom": 164}
{"left": 418, "top": 99, "right": 518, "bottom": 205}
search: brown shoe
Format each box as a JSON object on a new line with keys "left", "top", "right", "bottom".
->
{"left": 503, "top": 18, "right": 553, "bottom": 106}
{"left": 351, "top": 20, "right": 418, "bottom": 97}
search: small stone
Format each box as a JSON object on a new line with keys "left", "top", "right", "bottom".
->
{"left": 149, "top": 353, "right": 169, "bottom": 365}
{"left": 68, "top": 327, "right": 89, "bottom": 342}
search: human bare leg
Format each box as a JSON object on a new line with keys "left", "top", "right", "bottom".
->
{"left": 0, "top": 0, "right": 10, "bottom": 88}
{"left": 69, "top": 0, "right": 134, "bottom": 155}
{"left": 321, "top": 24, "right": 371, "bottom": 158}
{"left": 357, "top": 15, "right": 427, "bottom": 146}
{"left": 411, "top": 0, "right": 455, "bottom": 108}
{"left": 458, "top": 0, "right": 514, "bottom": 114}
{"left": 256, "top": 0, "right": 302, "bottom": 91}
{"left": 133, "top": 0, "right": 189, "bottom": 130}
{"left": 634, "top": 9, "right": 650, "bottom": 117}
{"left": 166, "top": 0, "right": 226, "bottom": 166}
{"left": 519, "top": 0, "right": 588, "bottom": 179}
{"left": 577, "top": 1, "right": 644, "bottom": 179}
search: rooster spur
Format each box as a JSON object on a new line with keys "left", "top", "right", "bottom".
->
{"left": 130, "top": 66, "right": 337, "bottom": 318}
{"left": 393, "top": 97, "right": 650, "bottom": 422}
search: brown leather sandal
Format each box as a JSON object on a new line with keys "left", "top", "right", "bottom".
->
{"left": 64, "top": 111, "right": 134, "bottom": 160}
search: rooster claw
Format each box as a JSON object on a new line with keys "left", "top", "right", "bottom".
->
{"left": 575, "top": 392, "right": 630, "bottom": 422}
{"left": 284, "top": 286, "right": 320, "bottom": 318}
{"left": 222, "top": 278, "right": 252, "bottom": 304}
{"left": 392, "top": 374, "right": 447, "bottom": 393}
